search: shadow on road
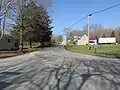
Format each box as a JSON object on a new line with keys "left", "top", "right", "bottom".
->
{"left": 0, "top": 71, "right": 22, "bottom": 90}
{"left": 0, "top": 81, "right": 12, "bottom": 90}
{"left": 0, "top": 72, "right": 22, "bottom": 75}
{"left": 34, "top": 58, "right": 120, "bottom": 90}
{"left": 0, "top": 56, "right": 120, "bottom": 90}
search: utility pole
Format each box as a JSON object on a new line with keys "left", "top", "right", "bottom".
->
{"left": 64, "top": 28, "right": 68, "bottom": 45}
{"left": 65, "top": 28, "right": 71, "bottom": 45}
{"left": 88, "top": 14, "right": 92, "bottom": 45}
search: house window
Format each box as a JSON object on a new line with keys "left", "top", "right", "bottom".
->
{"left": 8, "top": 39, "right": 11, "bottom": 43}
{"left": 15, "top": 43, "right": 18, "bottom": 47}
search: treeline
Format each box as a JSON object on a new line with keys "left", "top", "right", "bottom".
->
{"left": 69, "top": 24, "right": 120, "bottom": 43}
{"left": 12, "top": 1, "right": 52, "bottom": 48}
{"left": 52, "top": 35, "right": 63, "bottom": 44}
{"left": 1, "top": 0, "right": 53, "bottom": 50}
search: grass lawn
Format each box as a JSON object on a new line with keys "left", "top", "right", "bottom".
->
{"left": 0, "top": 47, "right": 40, "bottom": 58}
{"left": 65, "top": 44, "right": 120, "bottom": 58}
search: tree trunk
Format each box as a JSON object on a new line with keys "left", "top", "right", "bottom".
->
{"left": 19, "top": 0, "right": 24, "bottom": 53}
{"left": 29, "top": 38, "right": 32, "bottom": 48}
{"left": 41, "top": 42, "right": 44, "bottom": 48}
{"left": 19, "top": 29, "right": 23, "bottom": 53}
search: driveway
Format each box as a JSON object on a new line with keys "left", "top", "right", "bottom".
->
{"left": 0, "top": 46, "right": 120, "bottom": 90}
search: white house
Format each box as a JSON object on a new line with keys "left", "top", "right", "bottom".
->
{"left": 61, "top": 36, "right": 67, "bottom": 45}
{"left": 73, "top": 36, "right": 81, "bottom": 44}
{"left": 77, "top": 35, "right": 88, "bottom": 45}
{"left": 77, "top": 35, "right": 98, "bottom": 45}
{"left": 0, "top": 35, "right": 19, "bottom": 50}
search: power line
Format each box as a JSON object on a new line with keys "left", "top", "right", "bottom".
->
{"left": 57, "top": 15, "right": 88, "bottom": 34}
{"left": 91, "top": 3, "right": 120, "bottom": 15}
{"left": 65, "top": 15, "right": 88, "bottom": 30}
{"left": 55, "top": 3, "right": 120, "bottom": 35}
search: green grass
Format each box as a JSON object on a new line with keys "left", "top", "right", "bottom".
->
{"left": 65, "top": 44, "right": 120, "bottom": 58}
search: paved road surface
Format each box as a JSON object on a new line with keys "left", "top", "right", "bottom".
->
{"left": 0, "top": 46, "right": 120, "bottom": 90}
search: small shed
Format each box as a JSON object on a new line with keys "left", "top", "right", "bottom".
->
{"left": 0, "top": 35, "right": 19, "bottom": 50}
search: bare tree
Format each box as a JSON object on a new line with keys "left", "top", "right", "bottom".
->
{"left": 83, "top": 24, "right": 104, "bottom": 38}
{"left": 115, "top": 27, "right": 120, "bottom": 43}
{"left": 64, "top": 28, "right": 72, "bottom": 44}
{"left": 5, "top": 0, "right": 53, "bottom": 52}
{"left": 0, "top": 0, "right": 15, "bottom": 38}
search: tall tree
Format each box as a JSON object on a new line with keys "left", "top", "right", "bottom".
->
{"left": 83, "top": 24, "right": 104, "bottom": 38}
{"left": 102, "top": 33, "right": 106, "bottom": 37}
{"left": 110, "top": 30, "right": 116, "bottom": 37}
{"left": 52, "top": 35, "right": 63, "bottom": 44}
{"left": 115, "top": 27, "right": 120, "bottom": 43}
{"left": 11, "top": 1, "right": 52, "bottom": 48}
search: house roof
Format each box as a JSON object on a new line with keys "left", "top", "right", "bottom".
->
{"left": 89, "top": 36, "right": 97, "bottom": 40}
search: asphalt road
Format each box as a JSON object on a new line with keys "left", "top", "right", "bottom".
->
{"left": 0, "top": 46, "right": 120, "bottom": 90}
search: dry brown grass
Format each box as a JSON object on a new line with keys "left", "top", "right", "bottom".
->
{"left": 0, "top": 47, "right": 40, "bottom": 58}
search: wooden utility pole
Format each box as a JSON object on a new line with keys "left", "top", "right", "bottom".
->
{"left": 64, "top": 28, "right": 68, "bottom": 45}
{"left": 64, "top": 28, "right": 71, "bottom": 45}
{"left": 88, "top": 14, "right": 92, "bottom": 45}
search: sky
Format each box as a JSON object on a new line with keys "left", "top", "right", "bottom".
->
{"left": 48, "top": 0, "right": 120, "bottom": 35}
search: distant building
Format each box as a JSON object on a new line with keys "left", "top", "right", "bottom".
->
{"left": 0, "top": 35, "right": 19, "bottom": 50}
{"left": 98, "top": 37, "right": 116, "bottom": 44}
{"left": 89, "top": 37, "right": 97, "bottom": 45}
{"left": 75, "top": 35, "right": 98, "bottom": 45}
{"left": 61, "top": 36, "right": 67, "bottom": 45}
{"left": 73, "top": 36, "right": 81, "bottom": 44}
{"left": 77, "top": 35, "right": 88, "bottom": 45}
{"left": 73, "top": 35, "right": 117, "bottom": 45}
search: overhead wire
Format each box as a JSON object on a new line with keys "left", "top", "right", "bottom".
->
{"left": 56, "top": 15, "right": 88, "bottom": 34}
{"left": 91, "top": 3, "right": 120, "bottom": 15}
{"left": 55, "top": 3, "right": 120, "bottom": 35}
